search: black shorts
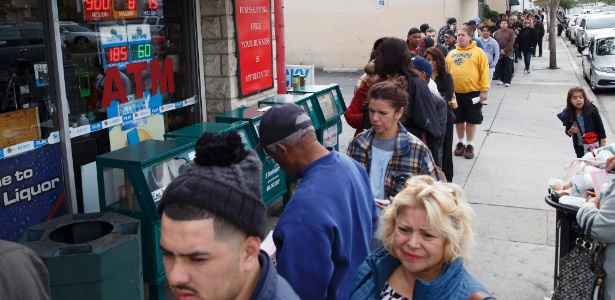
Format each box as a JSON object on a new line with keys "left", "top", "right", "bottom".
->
{"left": 453, "top": 91, "right": 483, "bottom": 124}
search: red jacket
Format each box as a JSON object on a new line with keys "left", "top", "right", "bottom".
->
{"left": 344, "top": 82, "right": 369, "bottom": 137}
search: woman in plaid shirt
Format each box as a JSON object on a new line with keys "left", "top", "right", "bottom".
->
{"left": 347, "top": 77, "right": 439, "bottom": 204}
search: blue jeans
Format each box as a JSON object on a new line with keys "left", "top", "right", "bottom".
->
{"left": 523, "top": 51, "right": 533, "bottom": 71}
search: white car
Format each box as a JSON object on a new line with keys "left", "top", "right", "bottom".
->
{"left": 569, "top": 16, "right": 581, "bottom": 44}
{"left": 59, "top": 21, "right": 101, "bottom": 45}
{"left": 602, "top": 6, "right": 615, "bottom": 14}
{"left": 582, "top": 32, "right": 615, "bottom": 91}
{"left": 576, "top": 14, "right": 615, "bottom": 52}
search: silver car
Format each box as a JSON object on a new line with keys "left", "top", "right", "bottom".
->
{"left": 582, "top": 32, "right": 615, "bottom": 91}
{"left": 59, "top": 21, "right": 100, "bottom": 45}
{"left": 576, "top": 15, "right": 615, "bottom": 52}
{"left": 569, "top": 16, "right": 581, "bottom": 44}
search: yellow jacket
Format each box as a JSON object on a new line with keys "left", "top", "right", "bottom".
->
{"left": 446, "top": 41, "right": 490, "bottom": 93}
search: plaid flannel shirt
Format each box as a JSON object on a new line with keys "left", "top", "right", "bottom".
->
{"left": 346, "top": 122, "right": 439, "bottom": 199}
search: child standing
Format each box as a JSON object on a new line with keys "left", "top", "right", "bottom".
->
{"left": 557, "top": 87, "right": 606, "bottom": 158}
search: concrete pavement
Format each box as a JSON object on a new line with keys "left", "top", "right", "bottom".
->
{"left": 310, "top": 35, "right": 613, "bottom": 299}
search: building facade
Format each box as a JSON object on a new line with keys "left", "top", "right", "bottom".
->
{"left": 0, "top": 0, "right": 277, "bottom": 241}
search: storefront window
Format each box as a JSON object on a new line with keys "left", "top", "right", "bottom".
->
{"left": 0, "top": 1, "right": 69, "bottom": 242}
{"left": 56, "top": 0, "right": 200, "bottom": 212}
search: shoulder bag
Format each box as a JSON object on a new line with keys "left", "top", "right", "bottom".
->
{"left": 551, "top": 218, "right": 607, "bottom": 300}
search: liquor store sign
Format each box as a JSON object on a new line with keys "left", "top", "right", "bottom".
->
{"left": 235, "top": 0, "right": 274, "bottom": 96}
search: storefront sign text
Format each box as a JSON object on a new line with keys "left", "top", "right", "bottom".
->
{"left": 235, "top": 0, "right": 274, "bottom": 96}
{"left": 101, "top": 58, "right": 174, "bottom": 109}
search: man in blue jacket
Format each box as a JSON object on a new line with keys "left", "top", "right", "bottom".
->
{"left": 257, "top": 103, "right": 379, "bottom": 300}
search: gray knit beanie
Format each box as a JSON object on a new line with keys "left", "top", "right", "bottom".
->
{"left": 157, "top": 131, "right": 266, "bottom": 239}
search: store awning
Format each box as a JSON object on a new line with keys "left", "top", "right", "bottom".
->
{"left": 509, "top": 0, "right": 520, "bottom": 5}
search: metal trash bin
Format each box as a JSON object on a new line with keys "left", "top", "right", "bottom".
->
{"left": 19, "top": 212, "right": 142, "bottom": 300}
{"left": 545, "top": 194, "right": 583, "bottom": 289}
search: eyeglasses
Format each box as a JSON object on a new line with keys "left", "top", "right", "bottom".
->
{"left": 403, "top": 179, "right": 458, "bottom": 207}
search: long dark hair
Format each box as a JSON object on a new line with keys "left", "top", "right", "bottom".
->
{"left": 374, "top": 37, "right": 421, "bottom": 80}
{"left": 422, "top": 47, "right": 446, "bottom": 79}
{"left": 367, "top": 75, "right": 410, "bottom": 113}
{"left": 566, "top": 87, "right": 596, "bottom": 121}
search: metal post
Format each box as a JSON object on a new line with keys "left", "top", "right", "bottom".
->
{"left": 274, "top": 0, "right": 286, "bottom": 94}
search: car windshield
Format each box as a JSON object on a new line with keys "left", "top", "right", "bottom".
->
{"left": 62, "top": 25, "right": 92, "bottom": 32}
{"left": 587, "top": 17, "right": 615, "bottom": 29}
{"left": 597, "top": 37, "right": 615, "bottom": 55}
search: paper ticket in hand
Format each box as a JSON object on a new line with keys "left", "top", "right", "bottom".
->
{"left": 471, "top": 96, "right": 481, "bottom": 104}
{"left": 374, "top": 198, "right": 391, "bottom": 205}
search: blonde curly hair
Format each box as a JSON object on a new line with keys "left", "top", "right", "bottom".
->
{"left": 380, "top": 175, "right": 475, "bottom": 264}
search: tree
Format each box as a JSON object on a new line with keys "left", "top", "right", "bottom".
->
{"left": 559, "top": 0, "right": 575, "bottom": 10}
{"left": 549, "top": 0, "right": 560, "bottom": 69}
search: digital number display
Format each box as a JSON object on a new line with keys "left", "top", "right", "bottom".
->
{"left": 148, "top": 0, "right": 159, "bottom": 10}
{"left": 105, "top": 46, "right": 130, "bottom": 63}
{"left": 84, "top": 0, "right": 111, "bottom": 11}
{"left": 130, "top": 43, "right": 153, "bottom": 60}
{"left": 113, "top": 0, "right": 136, "bottom": 10}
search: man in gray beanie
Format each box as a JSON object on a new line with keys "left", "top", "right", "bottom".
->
{"left": 257, "top": 103, "right": 378, "bottom": 300}
{"left": 158, "top": 131, "right": 298, "bottom": 300}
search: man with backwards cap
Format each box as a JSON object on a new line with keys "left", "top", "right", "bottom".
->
{"left": 417, "top": 35, "right": 449, "bottom": 57}
{"left": 406, "top": 27, "right": 422, "bottom": 54}
{"left": 438, "top": 17, "right": 457, "bottom": 44}
{"left": 158, "top": 131, "right": 299, "bottom": 300}
{"left": 258, "top": 103, "right": 378, "bottom": 300}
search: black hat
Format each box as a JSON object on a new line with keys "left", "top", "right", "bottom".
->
{"left": 408, "top": 27, "right": 421, "bottom": 35}
{"left": 446, "top": 17, "right": 457, "bottom": 24}
{"left": 417, "top": 37, "right": 435, "bottom": 53}
{"left": 158, "top": 131, "right": 266, "bottom": 239}
{"left": 467, "top": 19, "right": 477, "bottom": 26}
{"left": 444, "top": 29, "right": 456, "bottom": 37}
{"left": 255, "top": 103, "right": 313, "bottom": 152}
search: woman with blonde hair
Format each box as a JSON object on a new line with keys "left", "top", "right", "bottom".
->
{"left": 349, "top": 175, "right": 493, "bottom": 299}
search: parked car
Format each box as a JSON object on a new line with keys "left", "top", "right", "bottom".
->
{"left": 602, "top": 6, "right": 615, "bottom": 14}
{"left": 582, "top": 32, "right": 615, "bottom": 91}
{"left": 59, "top": 21, "right": 101, "bottom": 45}
{"left": 576, "top": 14, "right": 615, "bottom": 53}
{"left": 565, "top": 14, "right": 579, "bottom": 38}
{"left": 0, "top": 23, "right": 46, "bottom": 70}
{"left": 569, "top": 16, "right": 581, "bottom": 44}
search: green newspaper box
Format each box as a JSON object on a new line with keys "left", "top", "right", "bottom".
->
{"left": 289, "top": 84, "right": 346, "bottom": 151}
{"left": 215, "top": 107, "right": 286, "bottom": 206}
{"left": 164, "top": 120, "right": 285, "bottom": 207}
{"left": 96, "top": 138, "right": 197, "bottom": 300}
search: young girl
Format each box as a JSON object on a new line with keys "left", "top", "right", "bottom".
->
{"left": 558, "top": 87, "right": 606, "bottom": 158}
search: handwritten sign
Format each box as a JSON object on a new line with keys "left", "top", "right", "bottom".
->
{"left": 235, "top": 0, "right": 274, "bottom": 96}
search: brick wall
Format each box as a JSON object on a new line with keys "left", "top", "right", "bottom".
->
{"left": 200, "top": 0, "right": 277, "bottom": 121}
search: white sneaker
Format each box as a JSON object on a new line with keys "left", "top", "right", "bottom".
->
{"left": 523, "top": 69, "right": 527, "bottom": 74}
{"left": 505, "top": 83, "right": 510, "bottom": 87}
{"left": 498, "top": 81, "right": 504, "bottom": 85}
{"left": 527, "top": 69, "right": 531, "bottom": 73}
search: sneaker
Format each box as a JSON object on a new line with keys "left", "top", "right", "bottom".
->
{"left": 464, "top": 145, "right": 475, "bottom": 159}
{"left": 497, "top": 81, "right": 503, "bottom": 85}
{"left": 505, "top": 83, "right": 510, "bottom": 87}
{"left": 454, "top": 143, "right": 465, "bottom": 156}
{"left": 527, "top": 69, "right": 530, "bottom": 74}
{"left": 523, "top": 69, "right": 527, "bottom": 74}
{"left": 482, "top": 100, "right": 488, "bottom": 105}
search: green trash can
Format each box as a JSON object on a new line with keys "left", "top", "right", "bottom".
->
{"left": 288, "top": 84, "right": 347, "bottom": 151}
{"left": 165, "top": 120, "right": 286, "bottom": 207}
{"left": 19, "top": 212, "right": 142, "bottom": 300}
{"left": 95, "top": 137, "right": 197, "bottom": 300}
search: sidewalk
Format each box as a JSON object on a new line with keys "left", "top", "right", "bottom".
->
{"left": 461, "top": 36, "right": 613, "bottom": 299}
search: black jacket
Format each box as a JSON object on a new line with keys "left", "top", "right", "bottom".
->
{"left": 518, "top": 27, "right": 538, "bottom": 52}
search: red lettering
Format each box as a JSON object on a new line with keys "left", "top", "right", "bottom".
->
{"left": 101, "top": 66, "right": 128, "bottom": 109}
{"left": 150, "top": 58, "right": 174, "bottom": 96}
{"left": 126, "top": 61, "right": 148, "bottom": 99}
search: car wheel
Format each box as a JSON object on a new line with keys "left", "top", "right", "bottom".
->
{"left": 75, "top": 37, "right": 89, "bottom": 45}
{"left": 571, "top": 37, "right": 575, "bottom": 44}
{"left": 590, "top": 71, "right": 599, "bottom": 92}
{"left": 582, "top": 61, "right": 588, "bottom": 81}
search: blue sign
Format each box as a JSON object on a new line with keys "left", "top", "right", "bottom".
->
{"left": 0, "top": 144, "right": 67, "bottom": 242}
